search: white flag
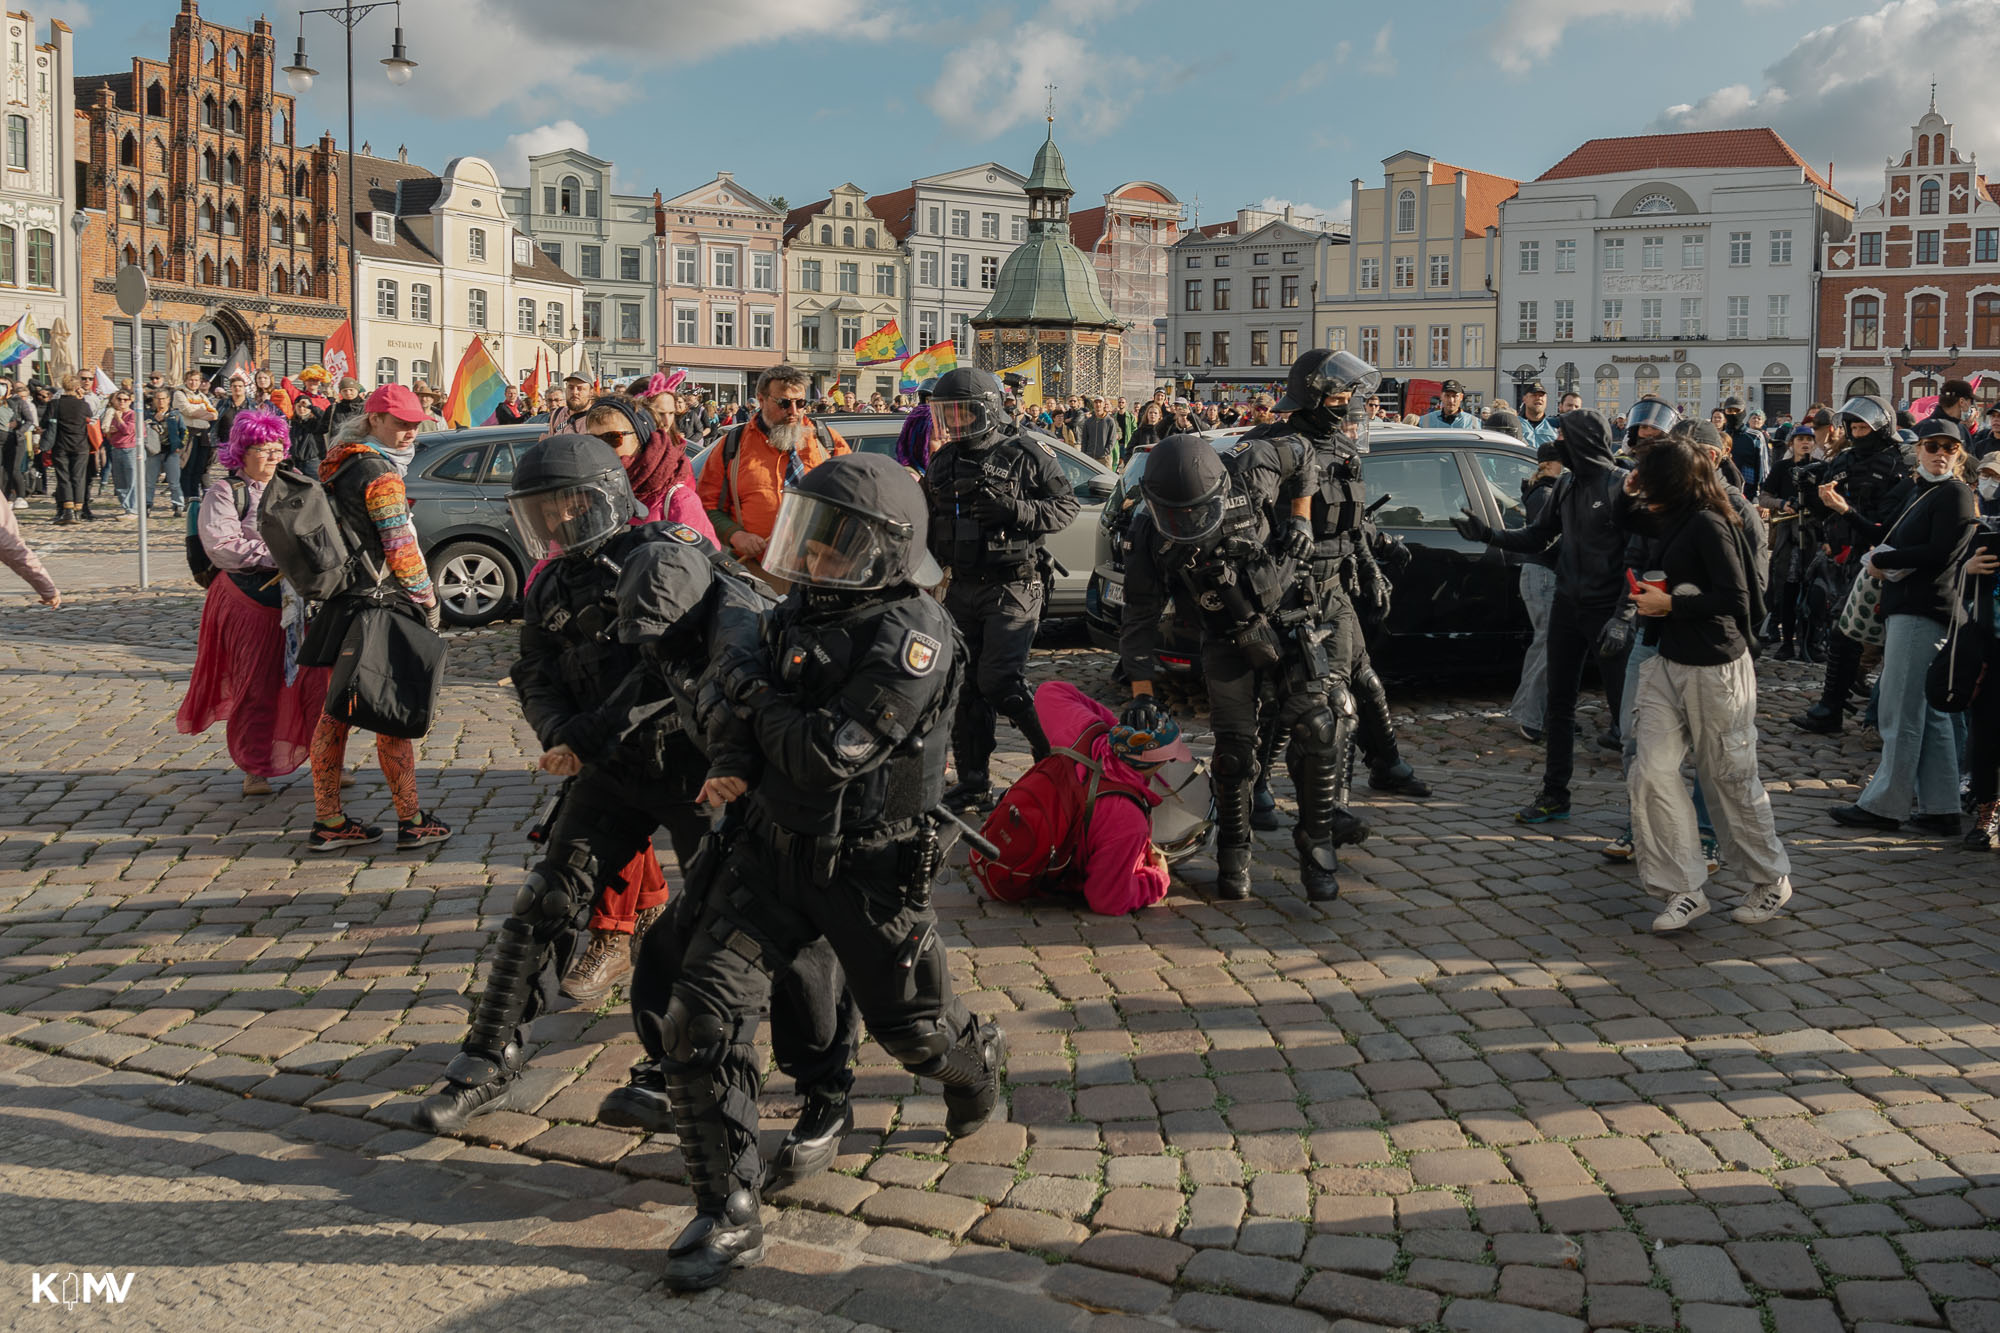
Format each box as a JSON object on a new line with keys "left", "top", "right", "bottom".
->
{"left": 93, "top": 367, "right": 116, "bottom": 397}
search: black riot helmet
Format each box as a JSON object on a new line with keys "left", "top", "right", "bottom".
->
{"left": 1139, "top": 433, "right": 1230, "bottom": 546}
{"left": 1274, "top": 348, "right": 1381, "bottom": 414}
{"left": 930, "top": 366, "right": 1009, "bottom": 452}
{"left": 508, "top": 433, "right": 639, "bottom": 561}
{"left": 1838, "top": 395, "right": 1893, "bottom": 439}
{"left": 763, "top": 452, "right": 946, "bottom": 591}
{"left": 1627, "top": 397, "right": 1681, "bottom": 439}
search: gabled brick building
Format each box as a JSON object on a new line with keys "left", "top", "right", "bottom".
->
{"left": 74, "top": 0, "right": 347, "bottom": 382}
{"left": 1817, "top": 100, "right": 2000, "bottom": 407}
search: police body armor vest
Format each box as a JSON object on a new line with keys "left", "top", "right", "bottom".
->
{"left": 942, "top": 435, "right": 1039, "bottom": 576}
{"left": 762, "top": 594, "right": 960, "bottom": 835}
{"left": 1308, "top": 437, "right": 1369, "bottom": 578}
{"left": 1160, "top": 470, "right": 1287, "bottom": 641}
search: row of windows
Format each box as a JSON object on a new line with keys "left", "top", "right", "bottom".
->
{"left": 1321, "top": 325, "right": 1486, "bottom": 370}
{"left": 113, "top": 238, "right": 301, "bottom": 293}
{"left": 1846, "top": 292, "right": 2000, "bottom": 350}
{"left": 541, "top": 175, "right": 599, "bottom": 219}
{"left": 533, "top": 241, "right": 643, "bottom": 282}
{"left": 116, "top": 134, "right": 315, "bottom": 196}
{"left": 1584, "top": 364, "right": 1754, "bottom": 414}
{"left": 1855, "top": 227, "right": 2000, "bottom": 265}
{"left": 666, "top": 306, "right": 777, "bottom": 350}
{"left": 798, "top": 260, "right": 898, "bottom": 297}
{"left": 666, "top": 246, "right": 777, "bottom": 290}
{"left": 912, "top": 251, "right": 994, "bottom": 291}
{"left": 1354, "top": 254, "right": 1453, "bottom": 291}
{"left": 814, "top": 224, "right": 884, "bottom": 249}
{"left": 372, "top": 358, "right": 434, "bottom": 388}
{"left": 1184, "top": 250, "right": 1302, "bottom": 269}
{"left": 1183, "top": 274, "right": 1304, "bottom": 311}
{"left": 1178, "top": 328, "right": 1307, "bottom": 368}
{"left": 922, "top": 207, "right": 1025, "bottom": 242}
{"left": 0, "top": 226, "right": 55, "bottom": 287}
{"left": 1516, "top": 296, "right": 1789, "bottom": 341}
{"left": 1518, "top": 231, "right": 1790, "bottom": 274}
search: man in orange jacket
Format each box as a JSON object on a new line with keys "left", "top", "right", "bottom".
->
{"left": 696, "top": 364, "right": 848, "bottom": 586}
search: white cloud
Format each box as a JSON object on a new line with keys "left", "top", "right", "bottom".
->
{"left": 1369, "top": 22, "right": 1394, "bottom": 73}
{"left": 1492, "top": 0, "right": 1692, "bottom": 74}
{"left": 923, "top": 0, "right": 1150, "bottom": 140}
{"left": 1254, "top": 195, "right": 1351, "bottom": 228}
{"left": 1647, "top": 0, "right": 2000, "bottom": 199}
{"left": 496, "top": 121, "right": 592, "bottom": 184}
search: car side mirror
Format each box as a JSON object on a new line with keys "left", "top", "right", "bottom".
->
{"left": 1086, "top": 474, "right": 1116, "bottom": 500}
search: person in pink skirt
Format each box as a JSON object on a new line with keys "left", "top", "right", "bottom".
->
{"left": 176, "top": 408, "right": 329, "bottom": 795}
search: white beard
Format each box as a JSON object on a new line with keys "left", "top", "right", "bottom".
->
{"left": 767, "top": 420, "right": 807, "bottom": 452}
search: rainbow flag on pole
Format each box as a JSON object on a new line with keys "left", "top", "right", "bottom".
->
{"left": 0, "top": 315, "right": 40, "bottom": 368}
{"left": 443, "top": 335, "right": 507, "bottom": 428}
{"left": 854, "top": 320, "right": 907, "bottom": 367}
{"left": 898, "top": 339, "right": 958, "bottom": 394}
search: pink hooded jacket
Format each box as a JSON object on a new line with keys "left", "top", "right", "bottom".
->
{"left": 1033, "top": 680, "right": 1170, "bottom": 916}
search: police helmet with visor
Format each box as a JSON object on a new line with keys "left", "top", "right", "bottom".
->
{"left": 762, "top": 452, "right": 945, "bottom": 591}
{"left": 929, "top": 366, "right": 1009, "bottom": 452}
{"left": 1627, "top": 398, "right": 1681, "bottom": 438}
{"left": 1838, "top": 395, "right": 1893, "bottom": 437}
{"left": 1139, "top": 433, "right": 1230, "bottom": 545}
{"left": 1275, "top": 349, "right": 1380, "bottom": 413}
{"left": 508, "top": 434, "right": 639, "bottom": 561}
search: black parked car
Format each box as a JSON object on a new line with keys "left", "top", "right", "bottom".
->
{"left": 1085, "top": 424, "right": 1542, "bottom": 676}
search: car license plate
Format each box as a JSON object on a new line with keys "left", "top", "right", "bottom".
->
{"left": 1102, "top": 580, "right": 1123, "bottom": 608}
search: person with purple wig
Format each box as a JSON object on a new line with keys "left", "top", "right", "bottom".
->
{"left": 176, "top": 407, "right": 330, "bottom": 795}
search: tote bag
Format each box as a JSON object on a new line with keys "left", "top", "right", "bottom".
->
{"left": 324, "top": 602, "right": 447, "bottom": 739}
{"left": 1834, "top": 569, "right": 1887, "bottom": 646}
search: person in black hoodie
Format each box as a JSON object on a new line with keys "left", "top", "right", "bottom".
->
{"left": 1453, "top": 409, "right": 1628, "bottom": 822}
{"left": 1760, "top": 425, "right": 1816, "bottom": 659}
{"left": 1830, "top": 417, "right": 1980, "bottom": 834}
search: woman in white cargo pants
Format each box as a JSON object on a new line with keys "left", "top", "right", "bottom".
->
{"left": 1618, "top": 436, "right": 1793, "bottom": 933}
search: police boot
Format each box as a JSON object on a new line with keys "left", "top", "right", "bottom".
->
{"left": 936, "top": 1022, "right": 1009, "bottom": 1137}
{"left": 1000, "top": 701, "right": 1052, "bottom": 763}
{"left": 663, "top": 1188, "right": 763, "bottom": 1291}
{"left": 662, "top": 1066, "right": 765, "bottom": 1290}
{"left": 1289, "top": 746, "right": 1349, "bottom": 903}
{"left": 1353, "top": 674, "right": 1432, "bottom": 798}
{"left": 1213, "top": 778, "right": 1255, "bottom": 900}
{"left": 766, "top": 1084, "right": 853, "bottom": 1192}
{"left": 415, "top": 918, "right": 539, "bottom": 1134}
{"left": 597, "top": 1059, "right": 675, "bottom": 1135}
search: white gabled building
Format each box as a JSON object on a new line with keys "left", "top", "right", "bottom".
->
{"left": 870, "top": 164, "right": 1029, "bottom": 361}
{"left": 1497, "top": 129, "right": 1852, "bottom": 421}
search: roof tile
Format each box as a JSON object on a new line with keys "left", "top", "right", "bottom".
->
{"left": 1537, "top": 128, "right": 1845, "bottom": 199}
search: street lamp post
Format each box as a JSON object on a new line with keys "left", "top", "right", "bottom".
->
{"left": 283, "top": 1, "right": 416, "bottom": 345}
{"left": 537, "top": 318, "right": 577, "bottom": 376}
{"left": 1901, "top": 342, "right": 1959, "bottom": 395}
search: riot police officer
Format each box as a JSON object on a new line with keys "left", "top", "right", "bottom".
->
{"left": 1119, "top": 431, "right": 1360, "bottom": 902}
{"left": 413, "top": 437, "right": 858, "bottom": 1172}
{"left": 1796, "top": 394, "right": 1910, "bottom": 733}
{"left": 922, "top": 366, "right": 1079, "bottom": 808}
{"left": 1264, "top": 349, "right": 1432, "bottom": 805}
{"left": 658, "top": 453, "right": 1006, "bottom": 1290}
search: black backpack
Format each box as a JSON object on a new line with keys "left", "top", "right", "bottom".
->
{"left": 186, "top": 476, "right": 251, "bottom": 588}
{"left": 257, "top": 456, "right": 374, "bottom": 600}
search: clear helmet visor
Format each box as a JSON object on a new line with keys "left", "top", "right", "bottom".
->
{"left": 762, "top": 491, "right": 900, "bottom": 590}
{"left": 1838, "top": 396, "right": 1891, "bottom": 436}
{"left": 933, "top": 398, "right": 1000, "bottom": 446}
{"left": 509, "top": 483, "right": 625, "bottom": 560}
{"left": 1148, "top": 757, "right": 1213, "bottom": 861}
{"left": 1149, "top": 493, "right": 1226, "bottom": 545}
{"left": 1340, "top": 401, "right": 1372, "bottom": 454}
{"left": 1627, "top": 398, "right": 1681, "bottom": 438}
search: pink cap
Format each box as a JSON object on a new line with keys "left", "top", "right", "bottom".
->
{"left": 364, "top": 383, "right": 427, "bottom": 423}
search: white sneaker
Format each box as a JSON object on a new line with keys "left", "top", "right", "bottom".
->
{"left": 1652, "top": 890, "right": 1710, "bottom": 933}
{"left": 1731, "top": 878, "right": 1792, "bottom": 925}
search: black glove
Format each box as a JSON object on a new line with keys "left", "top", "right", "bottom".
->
{"left": 1276, "top": 515, "right": 1314, "bottom": 562}
{"left": 716, "top": 649, "right": 771, "bottom": 706}
{"left": 974, "top": 492, "right": 1025, "bottom": 527}
{"left": 1449, "top": 508, "right": 1491, "bottom": 543}
{"left": 1120, "top": 695, "right": 1166, "bottom": 737}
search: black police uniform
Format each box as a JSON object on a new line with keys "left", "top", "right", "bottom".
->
{"left": 1120, "top": 434, "right": 1359, "bottom": 900}
{"left": 658, "top": 454, "right": 1003, "bottom": 1290}
{"left": 924, "top": 425, "right": 1078, "bottom": 796}
{"left": 413, "top": 515, "right": 857, "bottom": 1137}
{"left": 1797, "top": 404, "right": 1909, "bottom": 729}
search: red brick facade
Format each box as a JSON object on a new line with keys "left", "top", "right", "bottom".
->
{"left": 1817, "top": 104, "right": 2000, "bottom": 406}
{"left": 74, "top": 0, "right": 347, "bottom": 383}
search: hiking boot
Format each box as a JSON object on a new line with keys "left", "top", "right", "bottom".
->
{"left": 1652, "top": 890, "right": 1710, "bottom": 933}
{"left": 396, "top": 809, "right": 451, "bottom": 849}
{"left": 1515, "top": 794, "right": 1571, "bottom": 824}
{"left": 942, "top": 1024, "right": 1008, "bottom": 1138}
{"left": 1600, "top": 828, "right": 1635, "bottom": 862}
{"left": 662, "top": 1190, "right": 764, "bottom": 1291}
{"left": 561, "top": 929, "right": 632, "bottom": 1004}
{"left": 1214, "top": 846, "right": 1252, "bottom": 900}
{"left": 1965, "top": 801, "right": 2000, "bottom": 852}
{"left": 1368, "top": 763, "right": 1432, "bottom": 798}
{"left": 1829, "top": 803, "right": 1900, "bottom": 832}
{"left": 942, "top": 776, "right": 992, "bottom": 812}
{"left": 629, "top": 903, "right": 667, "bottom": 966}
{"left": 598, "top": 1060, "right": 675, "bottom": 1134}
{"left": 308, "top": 816, "right": 382, "bottom": 853}
{"left": 1731, "top": 879, "right": 1793, "bottom": 925}
{"left": 767, "top": 1088, "right": 853, "bottom": 1191}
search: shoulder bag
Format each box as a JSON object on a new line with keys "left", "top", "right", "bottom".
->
{"left": 324, "top": 597, "right": 448, "bottom": 739}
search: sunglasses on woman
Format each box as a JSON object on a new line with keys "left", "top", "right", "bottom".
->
{"left": 1918, "top": 439, "right": 1961, "bottom": 454}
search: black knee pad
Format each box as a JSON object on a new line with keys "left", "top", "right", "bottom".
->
{"left": 661, "top": 996, "right": 733, "bottom": 1069}
{"left": 1292, "top": 704, "right": 1339, "bottom": 749}
{"left": 512, "top": 841, "right": 595, "bottom": 932}
{"left": 875, "top": 1020, "right": 954, "bottom": 1071}
{"left": 1328, "top": 679, "right": 1359, "bottom": 719}
{"left": 1212, "top": 737, "right": 1257, "bottom": 783}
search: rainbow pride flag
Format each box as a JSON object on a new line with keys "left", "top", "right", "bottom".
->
{"left": 0, "top": 315, "right": 39, "bottom": 368}
{"left": 444, "top": 335, "right": 507, "bottom": 428}
{"left": 898, "top": 339, "right": 957, "bottom": 394}
{"left": 854, "top": 320, "right": 907, "bottom": 367}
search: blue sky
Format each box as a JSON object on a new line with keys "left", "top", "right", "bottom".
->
{"left": 65, "top": 0, "right": 1997, "bottom": 219}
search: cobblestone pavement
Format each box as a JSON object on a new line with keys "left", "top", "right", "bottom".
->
{"left": 7, "top": 491, "right": 2000, "bottom": 1332}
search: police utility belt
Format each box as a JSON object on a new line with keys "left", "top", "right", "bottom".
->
{"left": 755, "top": 804, "right": 922, "bottom": 883}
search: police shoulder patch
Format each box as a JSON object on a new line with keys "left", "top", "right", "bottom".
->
{"left": 663, "top": 523, "right": 703, "bottom": 544}
{"left": 1227, "top": 438, "right": 1256, "bottom": 455}
{"left": 1027, "top": 437, "right": 1056, "bottom": 459}
{"left": 901, "top": 629, "right": 942, "bottom": 676}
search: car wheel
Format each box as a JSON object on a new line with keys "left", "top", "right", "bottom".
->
{"left": 431, "top": 540, "right": 519, "bottom": 627}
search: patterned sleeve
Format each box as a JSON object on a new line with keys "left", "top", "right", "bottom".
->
{"left": 361, "top": 469, "right": 435, "bottom": 603}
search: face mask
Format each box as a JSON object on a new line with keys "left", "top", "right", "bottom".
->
{"left": 1980, "top": 477, "right": 1999, "bottom": 500}
{"left": 372, "top": 438, "right": 417, "bottom": 476}
{"left": 1918, "top": 459, "right": 1956, "bottom": 483}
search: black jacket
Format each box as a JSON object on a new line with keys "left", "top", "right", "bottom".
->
{"left": 48, "top": 393, "right": 92, "bottom": 453}
{"left": 1633, "top": 505, "right": 1752, "bottom": 666}
{"left": 1875, "top": 478, "right": 1978, "bottom": 623}
{"left": 1484, "top": 409, "right": 1627, "bottom": 608}
{"left": 1520, "top": 474, "right": 1560, "bottom": 570}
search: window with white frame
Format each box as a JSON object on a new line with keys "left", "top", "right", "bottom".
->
{"left": 468, "top": 228, "right": 486, "bottom": 261}
{"left": 1728, "top": 231, "right": 1751, "bottom": 265}
{"left": 1359, "top": 326, "right": 1379, "bottom": 363}
{"left": 374, "top": 356, "right": 396, "bottom": 385}
{"left": 1517, "top": 301, "right": 1538, "bottom": 341}
{"left": 1601, "top": 299, "right": 1623, "bottom": 338}
{"left": 713, "top": 307, "right": 737, "bottom": 347}
{"left": 1682, "top": 234, "right": 1704, "bottom": 268}
{"left": 1640, "top": 298, "right": 1662, "bottom": 339}
{"left": 949, "top": 209, "right": 969, "bottom": 237}
{"left": 837, "top": 262, "right": 859, "bottom": 294}
{"left": 468, "top": 289, "right": 489, "bottom": 327}
{"left": 1429, "top": 254, "right": 1450, "bottom": 287}
{"left": 620, "top": 246, "right": 642, "bottom": 281}
{"left": 1769, "top": 230, "right": 1792, "bottom": 264}
{"left": 674, "top": 247, "right": 698, "bottom": 284}
{"left": 952, "top": 313, "right": 970, "bottom": 353}
{"left": 411, "top": 360, "right": 431, "bottom": 386}
{"left": 875, "top": 264, "right": 896, "bottom": 296}
{"left": 375, "top": 278, "right": 397, "bottom": 319}
{"left": 1396, "top": 189, "right": 1416, "bottom": 233}
{"left": 1642, "top": 236, "right": 1663, "bottom": 270}
{"left": 840, "top": 316, "right": 861, "bottom": 351}
{"left": 950, "top": 253, "right": 969, "bottom": 288}
{"left": 674, "top": 306, "right": 697, "bottom": 344}
{"left": 917, "top": 251, "right": 938, "bottom": 286}
{"left": 1358, "top": 258, "right": 1380, "bottom": 290}
{"left": 410, "top": 284, "right": 431, "bottom": 321}
{"left": 1554, "top": 238, "right": 1575, "bottom": 272}
{"left": 1917, "top": 230, "right": 1941, "bottom": 264}
{"left": 1602, "top": 237, "right": 1624, "bottom": 271}
{"left": 371, "top": 213, "right": 392, "bottom": 244}
{"left": 1462, "top": 325, "right": 1483, "bottom": 367}
{"left": 796, "top": 315, "right": 820, "bottom": 351}
{"left": 1011, "top": 216, "right": 1025, "bottom": 241}
{"left": 1726, "top": 295, "right": 1750, "bottom": 338}
{"left": 1552, "top": 299, "right": 1574, "bottom": 340}
{"left": 752, "top": 251, "right": 774, "bottom": 290}
{"left": 713, "top": 249, "right": 736, "bottom": 287}
{"left": 751, "top": 310, "right": 773, "bottom": 349}
{"left": 1328, "top": 326, "right": 1348, "bottom": 352}
{"left": 799, "top": 259, "right": 822, "bottom": 291}
{"left": 518, "top": 298, "right": 536, "bottom": 333}
{"left": 926, "top": 206, "right": 940, "bottom": 234}
{"left": 1680, "top": 297, "right": 1702, "bottom": 337}
{"left": 1429, "top": 324, "right": 1450, "bottom": 366}
{"left": 617, "top": 303, "right": 640, "bottom": 341}
{"left": 981, "top": 255, "right": 999, "bottom": 289}
{"left": 918, "top": 310, "right": 939, "bottom": 345}
{"left": 546, "top": 302, "right": 562, "bottom": 335}
{"left": 1393, "top": 256, "right": 1414, "bottom": 289}
{"left": 1767, "top": 294, "right": 1789, "bottom": 339}
{"left": 579, "top": 245, "right": 601, "bottom": 279}
{"left": 1393, "top": 325, "right": 1414, "bottom": 368}
{"left": 582, "top": 301, "right": 601, "bottom": 339}
{"left": 980, "top": 211, "right": 999, "bottom": 239}
{"left": 1519, "top": 240, "right": 1539, "bottom": 273}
